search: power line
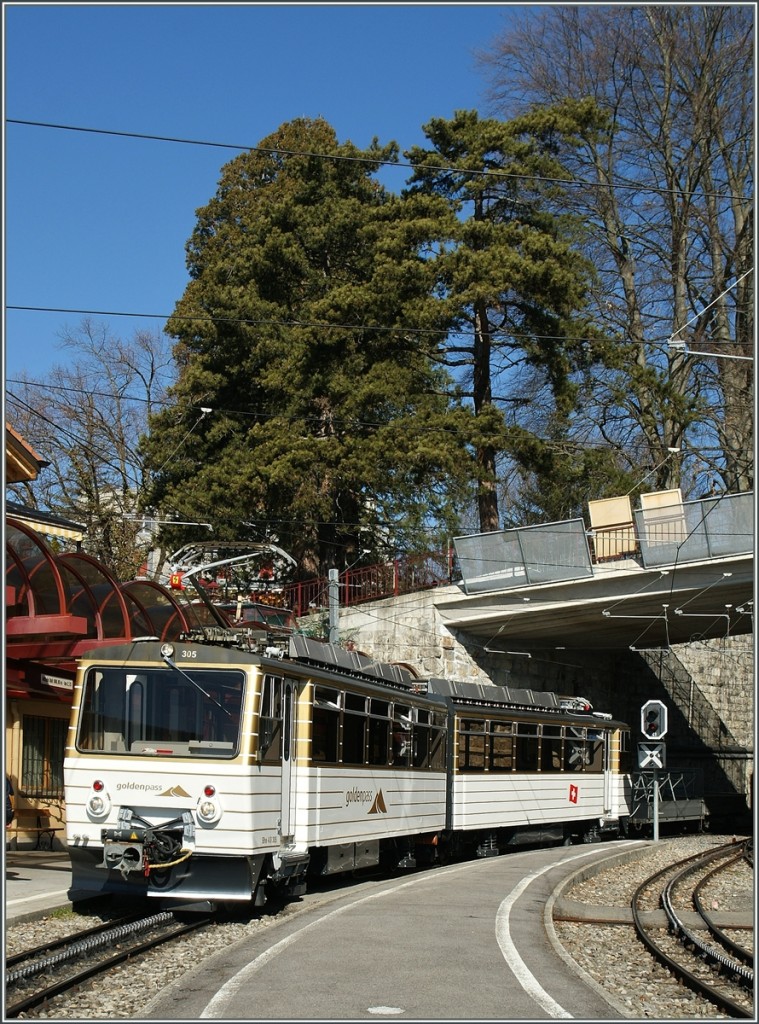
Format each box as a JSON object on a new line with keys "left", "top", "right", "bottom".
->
{"left": 9, "top": 304, "right": 720, "bottom": 356}
{"left": 10, "top": 379, "right": 728, "bottom": 459}
{"left": 7, "top": 118, "right": 750, "bottom": 203}
{"left": 6, "top": 392, "right": 146, "bottom": 492}
{"left": 5, "top": 378, "right": 175, "bottom": 406}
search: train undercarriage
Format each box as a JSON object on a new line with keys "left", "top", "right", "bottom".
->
{"left": 69, "top": 813, "right": 627, "bottom": 915}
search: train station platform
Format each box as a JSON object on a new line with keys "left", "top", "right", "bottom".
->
{"left": 6, "top": 845, "right": 656, "bottom": 930}
{"left": 5, "top": 849, "right": 73, "bottom": 923}
{"left": 6, "top": 841, "right": 752, "bottom": 933}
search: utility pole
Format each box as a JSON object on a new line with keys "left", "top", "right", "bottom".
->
{"left": 328, "top": 569, "right": 340, "bottom": 643}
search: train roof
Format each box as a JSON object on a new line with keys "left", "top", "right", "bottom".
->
{"left": 425, "top": 677, "right": 624, "bottom": 725}
{"left": 287, "top": 635, "right": 420, "bottom": 689}
{"left": 426, "top": 677, "right": 560, "bottom": 709}
{"left": 74, "top": 634, "right": 628, "bottom": 725}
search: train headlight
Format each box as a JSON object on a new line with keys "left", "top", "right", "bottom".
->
{"left": 196, "top": 786, "right": 222, "bottom": 825}
{"left": 86, "top": 783, "right": 111, "bottom": 819}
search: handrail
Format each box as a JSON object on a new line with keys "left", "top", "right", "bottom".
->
{"left": 283, "top": 549, "right": 456, "bottom": 617}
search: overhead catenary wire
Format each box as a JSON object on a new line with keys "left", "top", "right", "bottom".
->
{"left": 7, "top": 118, "right": 751, "bottom": 202}
{"left": 5, "top": 304, "right": 688, "bottom": 352}
{"left": 150, "top": 407, "right": 213, "bottom": 477}
{"left": 11, "top": 381, "right": 733, "bottom": 460}
{"left": 667, "top": 268, "right": 754, "bottom": 361}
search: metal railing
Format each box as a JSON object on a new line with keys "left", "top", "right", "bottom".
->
{"left": 635, "top": 491, "right": 753, "bottom": 568}
{"left": 283, "top": 492, "right": 753, "bottom": 612}
{"left": 283, "top": 549, "right": 456, "bottom": 617}
{"left": 455, "top": 492, "right": 753, "bottom": 595}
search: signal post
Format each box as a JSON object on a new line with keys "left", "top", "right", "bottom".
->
{"left": 639, "top": 700, "right": 668, "bottom": 840}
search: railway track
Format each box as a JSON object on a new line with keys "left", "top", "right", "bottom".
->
{"left": 631, "top": 838, "right": 754, "bottom": 1019}
{"left": 5, "top": 910, "right": 212, "bottom": 1018}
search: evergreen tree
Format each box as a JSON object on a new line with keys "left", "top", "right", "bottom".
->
{"left": 142, "top": 118, "right": 474, "bottom": 577}
{"left": 404, "top": 107, "right": 615, "bottom": 529}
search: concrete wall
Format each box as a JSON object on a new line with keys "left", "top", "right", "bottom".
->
{"left": 321, "top": 588, "right": 754, "bottom": 825}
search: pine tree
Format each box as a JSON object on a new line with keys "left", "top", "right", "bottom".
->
{"left": 404, "top": 107, "right": 613, "bottom": 529}
{"left": 142, "top": 118, "right": 474, "bottom": 576}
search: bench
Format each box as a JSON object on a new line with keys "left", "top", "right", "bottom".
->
{"left": 6, "top": 807, "right": 64, "bottom": 851}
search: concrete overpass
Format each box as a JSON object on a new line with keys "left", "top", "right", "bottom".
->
{"left": 434, "top": 552, "right": 753, "bottom": 651}
{"left": 439, "top": 490, "right": 753, "bottom": 652}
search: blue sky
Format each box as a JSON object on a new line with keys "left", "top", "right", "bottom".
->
{"left": 4, "top": 2, "right": 522, "bottom": 384}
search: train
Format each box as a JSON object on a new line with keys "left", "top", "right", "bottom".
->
{"left": 63, "top": 626, "right": 633, "bottom": 911}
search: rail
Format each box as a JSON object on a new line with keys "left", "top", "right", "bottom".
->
{"left": 630, "top": 839, "right": 754, "bottom": 1018}
{"left": 5, "top": 912, "right": 211, "bottom": 1018}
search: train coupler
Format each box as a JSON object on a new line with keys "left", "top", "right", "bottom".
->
{"left": 100, "top": 838, "right": 146, "bottom": 879}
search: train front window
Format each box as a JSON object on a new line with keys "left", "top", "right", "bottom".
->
{"left": 76, "top": 666, "right": 244, "bottom": 757}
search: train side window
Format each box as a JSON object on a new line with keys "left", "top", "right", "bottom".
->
{"left": 126, "top": 678, "right": 144, "bottom": 749}
{"left": 412, "top": 709, "right": 429, "bottom": 768}
{"left": 616, "top": 729, "right": 632, "bottom": 773}
{"left": 259, "top": 674, "right": 283, "bottom": 763}
{"left": 565, "top": 727, "right": 588, "bottom": 771}
{"left": 78, "top": 669, "right": 130, "bottom": 752}
{"left": 77, "top": 670, "right": 104, "bottom": 750}
{"left": 392, "top": 705, "right": 413, "bottom": 766}
{"left": 514, "top": 721, "right": 539, "bottom": 772}
{"left": 489, "top": 721, "right": 514, "bottom": 770}
{"left": 429, "top": 711, "right": 447, "bottom": 770}
{"left": 540, "top": 724, "right": 563, "bottom": 771}
{"left": 342, "top": 692, "right": 367, "bottom": 765}
{"left": 368, "top": 698, "right": 390, "bottom": 766}
{"left": 313, "top": 686, "right": 340, "bottom": 763}
{"left": 586, "top": 730, "right": 605, "bottom": 772}
{"left": 458, "top": 718, "right": 486, "bottom": 771}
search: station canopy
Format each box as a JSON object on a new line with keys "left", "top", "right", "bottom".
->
{"left": 5, "top": 517, "right": 217, "bottom": 700}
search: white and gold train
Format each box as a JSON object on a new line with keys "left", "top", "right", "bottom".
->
{"left": 64, "top": 632, "right": 633, "bottom": 909}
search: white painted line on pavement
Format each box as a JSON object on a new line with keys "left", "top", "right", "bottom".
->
{"left": 201, "top": 846, "right": 622, "bottom": 1019}
{"left": 200, "top": 862, "right": 473, "bottom": 1018}
{"left": 7, "top": 888, "right": 70, "bottom": 907}
{"left": 495, "top": 846, "right": 618, "bottom": 1019}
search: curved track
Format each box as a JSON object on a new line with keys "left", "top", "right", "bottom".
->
{"left": 692, "top": 843, "right": 754, "bottom": 971}
{"left": 631, "top": 839, "right": 754, "bottom": 1019}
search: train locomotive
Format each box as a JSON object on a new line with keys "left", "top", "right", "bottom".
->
{"left": 64, "top": 628, "right": 633, "bottom": 910}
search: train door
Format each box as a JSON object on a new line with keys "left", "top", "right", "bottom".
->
{"left": 260, "top": 674, "right": 299, "bottom": 840}
{"left": 279, "top": 679, "right": 298, "bottom": 840}
{"left": 602, "top": 729, "right": 612, "bottom": 815}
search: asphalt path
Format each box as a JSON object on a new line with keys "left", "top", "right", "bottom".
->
{"left": 146, "top": 841, "right": 646, "bottom": 1020}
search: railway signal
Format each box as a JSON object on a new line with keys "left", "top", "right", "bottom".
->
{"left": 638, "top": 741, "right": 666, "bottom": 770}
{"left": 641, "top": 699, "right": 668, "bottom": 739}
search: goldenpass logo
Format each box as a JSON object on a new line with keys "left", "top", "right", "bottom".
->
{"left": 344, "top": 787, "right": 388, "bottom": 814}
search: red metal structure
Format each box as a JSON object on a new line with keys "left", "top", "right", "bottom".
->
{"left": 6, "top": 518, "right": 196, "bottom": 700}
{"left": 283, "top": 549, "right": 456, "bottom": 618}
